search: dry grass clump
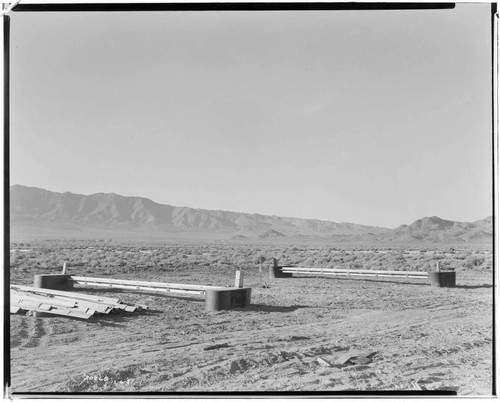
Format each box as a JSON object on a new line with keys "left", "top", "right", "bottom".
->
{"left": 9, "top": 240, "right": 491, "bottom": 284}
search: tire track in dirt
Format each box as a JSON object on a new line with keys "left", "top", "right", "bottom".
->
{"left": 10, "top": 317, "right": 28, "bottom": 349}
{"left": 122, "top": 325, "right": 345, "bottom": 391}
{"left": 75, "top": 321, "right": 88, "bottom": 343}
{"left": 423, "top": 339, "right": 492, "bottom": 357}
{"left": 139, "top": 320, "right": 357, "bottom": 391}
{"left": 21, "top": 317, "right": 48, "bottom": 348}
{"left": 162, "top": 350, "right": 313, "bottom": 391}
{"left": 10, "top": 266, "right": 493, "bottom": 394}
{"left": 45, "top": 319, "right": 87, "bottom": 345}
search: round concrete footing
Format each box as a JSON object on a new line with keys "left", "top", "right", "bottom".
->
{"left": 34, "top": 274, "right": 72, "bottom": 290}
{"left": 269, "top": 265, "right": 293, "bottom": 279}
{"left": 205, "top": 288, "right": 251, "bottom": 311}
{"left": 428, "top": 271, "right": 456, "bottom": 288}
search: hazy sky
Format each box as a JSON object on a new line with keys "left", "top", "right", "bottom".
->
{"left": 10, "top": 4, "right": 492, "bottom": 228}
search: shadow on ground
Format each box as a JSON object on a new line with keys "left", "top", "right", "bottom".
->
{"left": 455, "top": 284, "right": 492, "bottom": 290}
{"left": 86, "top": 307, "right": 164, "bottom": 327}
{"left": 241, "top": 304, "right": 309, "bottom": 313}
{"left": 290, "top": 276, "right": 492, "bottom": 289}
{"left": 72, "top": 287, "right": 205, "bottom": 303}
{"left": 289, "top": 275, "right": 431, "bottom": 287}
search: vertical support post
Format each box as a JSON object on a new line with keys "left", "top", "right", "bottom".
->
{"left": 436, "top": 261, "right": 441, "bottom": 272}
{"left": 62, "top": 262, "right": 68, "bottom": 274}
{"left": 234, "top": 270, "right": 243, "bottom": 288}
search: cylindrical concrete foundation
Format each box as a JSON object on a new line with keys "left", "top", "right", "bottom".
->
{"left": 34, "top": 274, "right": 72, "bottom": 290}
{"left": 428, "top": 271, "right": 456, "bottom": 288}
{"left": 269, "top": 265, "right": 293, "bottom": 279}
{"left": 205, "top": 288, "right": 251, "bottom": 311}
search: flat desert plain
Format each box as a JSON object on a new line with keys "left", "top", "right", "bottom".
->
{"left": 9, "top": 242, "right": 493, "bottom": 395}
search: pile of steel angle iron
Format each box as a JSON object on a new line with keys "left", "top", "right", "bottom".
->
{"left": 10, "top": 285, "right": 148, "bottom": 319}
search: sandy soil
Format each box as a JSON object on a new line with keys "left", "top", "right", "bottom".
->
{"left": 9, "top": 266, "right": 493, "bottom": 395}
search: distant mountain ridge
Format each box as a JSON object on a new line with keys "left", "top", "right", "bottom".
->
{"left": 388, "top": 216, "right": 493, "bottom": 243}
{"left": 10, "top": 185, "right": 492, "bottom": 243}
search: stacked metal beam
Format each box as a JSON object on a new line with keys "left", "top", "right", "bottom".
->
{"left": 10, "top": 285, "right": 147, "bottom": 319}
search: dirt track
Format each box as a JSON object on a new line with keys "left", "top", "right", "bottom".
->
{"left": 10, "top": 266, "right": 493, "bottom": 395}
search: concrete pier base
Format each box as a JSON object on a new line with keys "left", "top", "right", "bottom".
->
{"left": 269, "top": 265, "right": 293, "bottom": 279}
{"left": 205, "top": 288, "right": 251, "bottom": 311}
{"left": 428, "top": 271, "right": 456, "bottom": 288}
{"left": 34, "top": 274, "right": 72, "bottom": 290}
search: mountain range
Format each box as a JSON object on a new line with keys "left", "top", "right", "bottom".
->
{"left": 9, "top": 185, "right": 492, "bottom": 243}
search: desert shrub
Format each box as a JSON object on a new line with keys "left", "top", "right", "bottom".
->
{"left": 302, "top": 256, "right": 317, "bottom": 266}
{"left": 384, "top": 263, "right": 401, "bottom": 271}
{"left": 454, "top": 252, "right": 468, "bottom": 260}
{"left": 9, "top": 241, "right": 491, "bottom": 281}
{"left": 343, "top": 255, "right": 356, "bottom": 263}
{"left": 418, "top": 261, "right": 434, "bottom": 271}
{"left": 464, "top": 255, "right": 485, "bottom": 269}
{"left": 436, "top": 259, "right": 457, "bottom": 271}
{"left": 483, "top": 254, "right": 493, "bottom": 269}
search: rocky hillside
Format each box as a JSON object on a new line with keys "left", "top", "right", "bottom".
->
{"left": 10, "top": 185, "right": 389, "bottom": 238}
{"left": 384, "top": 216, "right": 493, "bottom": 243}
{"left": 9, "top": 185, "right": 492, "bottom": 243}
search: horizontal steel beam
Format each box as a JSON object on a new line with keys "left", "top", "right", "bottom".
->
{"left": 281, "top": 271, "right": 428, "bottom": 279}
{"left": 281, "top": 267, "right": 429, "bottom": 277}
{"left": 69, "top": 276, "right": 223, "bottom": 291}
{"left": 70, "top": 280, "right": 206, "bottom": 296}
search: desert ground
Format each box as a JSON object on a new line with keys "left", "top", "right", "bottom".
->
{"left": 9, "top": 241, "right": 493, "bottom": 395}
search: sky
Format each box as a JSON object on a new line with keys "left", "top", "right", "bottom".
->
{"left": 9, "top": 4, "right": 493, "bottom": 228}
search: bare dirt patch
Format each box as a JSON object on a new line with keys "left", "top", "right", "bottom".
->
{"left": 9, "top": 242, "right": 493, "bottom": 395}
